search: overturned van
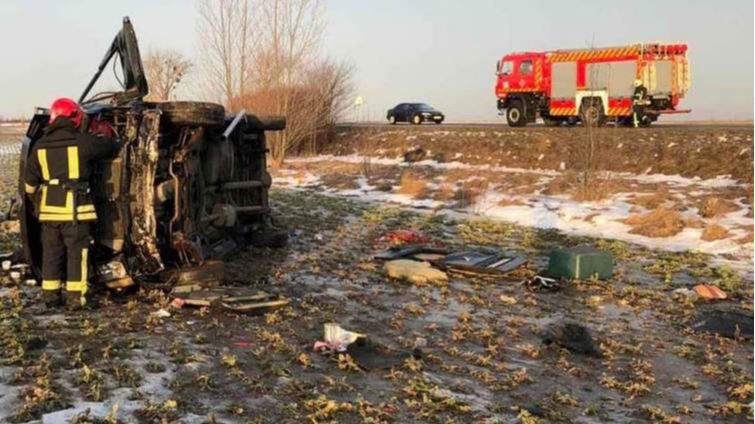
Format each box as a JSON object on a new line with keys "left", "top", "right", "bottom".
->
{"left": 18, "top": 17, "right": 285, "bottom": 289}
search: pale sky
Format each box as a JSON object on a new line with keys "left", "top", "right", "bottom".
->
{"left": 0, "top": 0, "right": 752, "bottom": 121}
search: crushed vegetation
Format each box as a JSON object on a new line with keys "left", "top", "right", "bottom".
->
{"left": 0, "top": 187, "right": 751, "bottom": 423}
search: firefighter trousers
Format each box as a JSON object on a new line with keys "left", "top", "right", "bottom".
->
{"left": 633, "top": 105, "right": 646, "bottom": 128}
{"left": 41, "top": 222, "right": 93, "bottom": 306}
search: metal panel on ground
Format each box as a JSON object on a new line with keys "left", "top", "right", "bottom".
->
{"left": 551, "top": 62, "right": 577, "bottom": 99}
{"left": 586, "top": 61, "right": 636, "bottom": 97}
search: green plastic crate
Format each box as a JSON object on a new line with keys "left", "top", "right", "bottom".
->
{"left": 547, "top": 246, "right": 613, "bottom": 280}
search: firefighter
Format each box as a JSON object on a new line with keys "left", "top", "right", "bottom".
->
{"left": 632, "top": 79, "right": 649, "bottom": 128}
{"left": 24, "top": 98, "right": 119, "bottom": 310}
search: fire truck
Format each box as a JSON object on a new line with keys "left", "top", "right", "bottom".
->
{"left": 495, "top": 43, "right": 691, "bottom": 127}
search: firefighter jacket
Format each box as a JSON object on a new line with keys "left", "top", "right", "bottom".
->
{"left": 24, "top": 117, "right": 119, "bottom": 222}
{"left": 633, "top": 85, "right": 648, "bottom": 106}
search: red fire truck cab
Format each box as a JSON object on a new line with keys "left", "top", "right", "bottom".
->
{"left": 495, "top": 43, "right": 691, "bottom": 127}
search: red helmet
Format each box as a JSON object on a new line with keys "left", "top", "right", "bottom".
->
{"left": 49, "top": 98, "right": 83, "bottom": 127}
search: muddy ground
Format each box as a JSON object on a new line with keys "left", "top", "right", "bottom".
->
{"left": 0, "top": 188, "right": 753, "bottom": 423}
{"left": 0, "top": 125, "right": 753, "bottom": 423}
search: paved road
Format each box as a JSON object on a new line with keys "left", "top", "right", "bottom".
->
{"left": 341, "top": 122, "right": 754, "bottom": 130}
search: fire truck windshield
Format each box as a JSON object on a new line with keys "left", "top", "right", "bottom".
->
{"left": 500, "top": 61, "right": 513, "bottom": 75}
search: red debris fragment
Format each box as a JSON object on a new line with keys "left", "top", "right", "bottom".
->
{"left": 693, "top": 284, "right": 727, "bottom": 300}
{"left": 381, "top": 229, "right": 431, "bottom": 245}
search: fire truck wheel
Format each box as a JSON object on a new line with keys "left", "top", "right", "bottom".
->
{"left": 579, "top": 101, "right": 607, "bottom": 127}
{"left": 506, "top": 102, "right": 526, "bottom": 127}
{"left": 411, "top": 114, "right": 422, "bottom": 125}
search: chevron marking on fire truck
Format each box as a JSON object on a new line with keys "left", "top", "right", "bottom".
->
{"left": 549, "top": 107, "right": 577, "bottom": 116}
{"left": 548, "top": 46, "right": 641, "bottom": 63}
{"left": 608, "top": 107, "right": 632, "bottom": 116}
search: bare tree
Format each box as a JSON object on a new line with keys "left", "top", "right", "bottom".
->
{"left": 196, "top": 0, "right": 354, "bottom": 166}
{"left": 144, "top": 49, "right": 192, "bottom": 101}
{"left": 252, "top": 0, "right": 327, "bottom": 166}
{"left": 196, "top": 0, "right": 256, "bottom": 106}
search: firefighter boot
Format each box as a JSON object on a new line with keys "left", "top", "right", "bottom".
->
{"left": 41, "top": 281, "right": 63, "bottom": 308}
{"left": 66, "top": 288, "right": 87, "bottom": 310}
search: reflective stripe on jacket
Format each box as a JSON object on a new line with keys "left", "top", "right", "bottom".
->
{"left": 24, "top": 117, "right": 118, "bottom": 222}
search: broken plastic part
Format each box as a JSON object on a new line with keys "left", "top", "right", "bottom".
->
{"left": 323, "top": 323, "right": 365, "bottom": 352}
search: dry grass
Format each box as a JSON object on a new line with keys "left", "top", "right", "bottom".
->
{"left": 699, "top": 197, "right": 739, "bottom": 219}
{"left": 453, "top": 178, "right": 490, "bottom": 207}
{"left": 433, "top": 182, "right": 457, "bottom": 201}
{"left": 627, "top": 192, "right": 673, "bottom": 210}
{"left": 735, "top": 225, "right": 753, "bottom": 245}
{"left": 542, "top": 175, "right": 572, "bottom": 196}
{"left": 623, "top": 207, "right": 685, "bottom": 238}
{"left": 701, "top": 224, "right": 731, "bottom": 242}
{"left": 396, "top": 170, "right": 429, "bottom": 199}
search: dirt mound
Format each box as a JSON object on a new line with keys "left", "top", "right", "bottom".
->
{"left": 322, "top": 126, "right": 754, "bottom": 183}
{"left": 623, "top": 207, "right": 685, "bottom": 238}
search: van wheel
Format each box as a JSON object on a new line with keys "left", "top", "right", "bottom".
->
{"left": 506, "top": 102, "right": 526, "bottom": 127}
{"left": 388, "top": 115, "right": 396, "bottom": 125}
{"left": 158, "top": 102, "right": 226, "bottom": 127}
{"left": 411, "top": 114, "right": 422, "bottom": 125}
{"left": 580, "top": 100, "right": 607, "bottom": 127}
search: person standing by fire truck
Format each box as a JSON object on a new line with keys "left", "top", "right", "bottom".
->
{"left": 632, "top": 79, "right": 649, "bottom": 128}
{"left": 24, "top": 98, "right": 120, "bottom": 310}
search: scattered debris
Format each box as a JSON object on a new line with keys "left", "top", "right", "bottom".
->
{"left": 172, "top": 289, "right": 290, "bottom": 315}
{"left": 692, "top": 307, "right": 753, "bottom": 339}
{"left": 314, "top": 323, "right": 366, "bottom": 352}
{"left": 547, "top": 246, "right": 613, "bottom": 280}
{"left": 672, "top": 287, "right": 699, "bottom": 301}
{"left": 693, "top": 284, "right": 727, "bottom": 300}
{"left": 152, "top": 309, "right": 171, "bottom": 318}
{"left": 380, "top": 229, "right": 431, "bottom": 245}
{"left": 526, "top": 275, "right": 561, "bottom": 292}
{"left": 542, "top": 321, "right": 602, "bottom": 357}
{"left": 376, "top": 246, "right": 526, "bottom": 277}
{"left": 374, "top": 245, "right": 449, "bottom": 261}
{"left": 441, "top": 250, "right": 527, "bottom": 276}
{"left": 1, "top": 260, "right": 10, "bottom": 271}
{"left": 384, "top": 260, "right": 448, "bottom": 285}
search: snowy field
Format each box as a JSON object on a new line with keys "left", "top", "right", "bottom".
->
{"left": 276, "top": 154, "right": 754, "bottom": 276}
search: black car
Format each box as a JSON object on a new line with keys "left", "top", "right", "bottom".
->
{"left": 387, "top": 103, "right": 444, "bottom": 125}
